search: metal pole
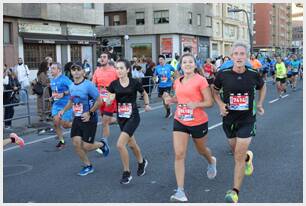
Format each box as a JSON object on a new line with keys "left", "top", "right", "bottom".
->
{"left": 242, "top": 9, "right": 253, "bottom": 54}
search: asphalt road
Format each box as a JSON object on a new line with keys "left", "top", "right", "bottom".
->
{"left": 3, "top": 79, "right": 303, "bottom": 203}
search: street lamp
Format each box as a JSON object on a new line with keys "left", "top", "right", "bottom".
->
{"left": 228, "top": 8, "right": 253, "bottom": 54}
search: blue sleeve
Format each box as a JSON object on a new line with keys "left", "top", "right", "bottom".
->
{"left": 87, "top": 82, "right": 99, "bottom": 101}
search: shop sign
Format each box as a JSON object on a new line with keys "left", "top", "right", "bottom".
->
{"left": 181, "top": 35, "right": 198, "bottom": 55}
{"left": 18, "top": 21, "right": 61, "bottom": 34}
{"left": 67, "top": 24, "right": 93, "bottom": 36}
{"left": 161, "top": 38, "right": 173, "bottom": 58}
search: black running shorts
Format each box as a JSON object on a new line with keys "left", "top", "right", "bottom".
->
{"left": 276, "top": 77, "right": 286, "bottom": 84}
{"left": 158, "top": 87, "right": 171, "bottom": 98}
{"left": 71, "top": 118, "right": 97, "bottom": 143}
{"left": 173, "top": 119, "right": 208, "bottom": 138}
{"left": 222, "top": 121, "right": 256, "bottom": 139}
{"left": 117, "top": 113, "right": 140, "bottom": 137}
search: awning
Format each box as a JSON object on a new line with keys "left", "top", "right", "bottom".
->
{"left": 20, "top": 33, "right": 98, "bottom": 45}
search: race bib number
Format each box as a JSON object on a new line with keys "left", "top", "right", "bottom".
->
{"left": 118, "top": 103, "right": 132, "bottom": 118}
{"left": 229, "top": 93, "right": 249, "bottom": 111}
{"left": 177, "top": 104, "right": 194, "bottom": 121}
{"left": 73, "top": 103, "right": 83, "bottom": 116}
{"left": 161, "top": 75, "right": 168, "bottom": 83}
{"left": 100, "top": 88, "right": 108, "bottom": 102}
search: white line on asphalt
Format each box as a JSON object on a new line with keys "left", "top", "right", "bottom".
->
{"left": 269, "top": 94, "right": 289, "bottom": 104}
{"left": 3, "top": 103, "right": 167, "bottom": 152}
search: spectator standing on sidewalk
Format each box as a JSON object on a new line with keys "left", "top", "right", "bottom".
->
{"left": 143, "top": 57, "right": 156, "bottom": 97}
{"left": 3, "top": 66, "right": 21, "bottom": 129}
{"left": 36, "top": 61, "right": 51, "bottom": 122}
{"left": 12, "top": 57, "right": 30, "bottom": 104}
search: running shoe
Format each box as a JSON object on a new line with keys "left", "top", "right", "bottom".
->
{"left": 10, "top": 133, "right": 25, "bottom": 148}
{"left": 78, "top": 165, "right": 94, "bottom": 176}
{"left": 207, "top": 156, "right": 217, "bottom": 179}
{"left": 225, "top": 190, "right": 239, "bottom": 203}
{"left": 56, "top": 141, "right": 65, "bottom": 149}
{"left": 100, "top": 138, "right": 110, "bottom": 157}
{"left": 245, "top": 150, "right": 254, "bottom": 176}
{"left": 137, "top": 158, "right": 148, "bottom": 176}
{"left": 170, "top": 189, "right": 188, "bottom": 202}
{"left": 120, "top": 171, "right": 132, "bottom": 184}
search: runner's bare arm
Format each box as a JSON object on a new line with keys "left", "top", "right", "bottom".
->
{"left": 257, "top": 83, "right": 266, "bottom": 115}
{"left": 89, "top": 96, "right": 102, "bottom": 113}
{"left": 212, "top": 85, "right": 229, "bottom": 116}
{"left": 58, "top": 100, "right": 73, "bottom": 117}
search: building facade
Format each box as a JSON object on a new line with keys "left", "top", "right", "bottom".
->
{"left": 3, "top": 3, "right": 103, "bottom": 80}
{"left": 96, "top": 3, "right": 213, "bottom": 63}
{"left": 253, "top": 3, "right": 292, "bottom": 56}
{"left": 211, "top": 3, "right": 252, "bottom": 58}
{"left": 291, "top": 3, "right": 303, "bottom": 55}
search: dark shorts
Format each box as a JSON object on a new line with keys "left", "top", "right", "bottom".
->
{"left": 271, "top": 70, "right": 275, "bottom": 75}
{"left": 292, "top": 72, "right": 299, "bottom": 76}
{"left": 71, "top": 118, "right": 97, "bottom": 143}
{"left": 223, "top": 121, "right": 256, "bottom": 139}
{"left": 158, "top": 87, "right": 171, "bottom": 98}
{"left": 173, "top": 119, "right": 208, "bottom": 138}
{"left": 276, "top": 77, "right": 287, "bottom": 84}
{"left": 118, "top": 113, "right": 140, "bottom": 137}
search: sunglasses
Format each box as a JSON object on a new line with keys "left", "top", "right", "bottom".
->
{"left": 70, "top": 65, "right": 83, "bottom": 71}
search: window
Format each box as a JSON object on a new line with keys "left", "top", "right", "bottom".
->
{"left": 206, "top": 16, "right": 212, "bottom": 27}
{"left": 83, "top": 3, "right": 94, "bottom": 9}
{"left": 216, "top": 22, "right": 220, "bottom": 35}
{"left": 70, "top": 45, "right": 82, "bottom": 62}
{"left": 23, "top": 44, "right": 56, "bottom": 69}
{"left": 104, "top": 16, "right": 109, "bottom": 26}
{"left": 136, "top": 12, "right": 145, "bottom": 25}
{"left": 188, "top": 12, "right": 192, "bottom": 25}
{"left": 154, "top": 10, "right": 169, "bottom": 24}
{"left": 197, "top": 14, "right": 201, "bottom": 26}
{"left": 3, "top": 22, "right": 11, "bottom": 44}
{"left": 113, "top": 15, "right": 120, "bottom": 26}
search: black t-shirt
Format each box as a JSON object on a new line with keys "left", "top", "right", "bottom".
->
{"left": 213, "top": 67, "right": 264, "bottom": 123}
{"left": 108, "top": 78, "right": 144, "bottom": 115}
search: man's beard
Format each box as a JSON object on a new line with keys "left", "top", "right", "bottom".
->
{"left": 18, "top": 63, "right": 23, "bottom": 65}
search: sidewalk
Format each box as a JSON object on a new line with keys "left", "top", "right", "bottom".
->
{"left": 3, "top": 94, "right": 53, "bottom": 138}
{"left": 3, "top": 91, "right": 162, "bottom": 138}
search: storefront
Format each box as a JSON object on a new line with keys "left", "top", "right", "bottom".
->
{"left": 18, "top": 20, "right": 97, "bottom": 70}
{"left": 125, "top": 35, "right": 157, "bottom": 62}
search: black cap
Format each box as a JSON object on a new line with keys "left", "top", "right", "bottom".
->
{"left": 70, "top": 62, "right": 83, "bottom": 70}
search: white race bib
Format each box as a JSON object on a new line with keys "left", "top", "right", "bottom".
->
{"left": 118, "top": 103, "right": 132, "bottom": 118}
{"left": 73, "top": 103, "right": 83, "bottom": 116}
{"left": 229, "top": 93, "right": 249, "bottom": 111}
{"left": 177, "top": 104, "right": 194, "bottom": 121}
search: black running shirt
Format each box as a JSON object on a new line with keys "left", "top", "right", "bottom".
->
{"left": 213, "top": 67, "right": 264, "bottom": 123}
{"left": 108, "top": 78, "right": 144, "bottom": 115}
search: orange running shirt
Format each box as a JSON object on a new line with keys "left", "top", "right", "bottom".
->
{"left": 250, "top": 59, "right": 262, "bottom": 70}
{"left": 92, "top": 66, "right": 118, "bottom": 88}
{"left": 173, "top": 73, "right": 209, "bottom": 126}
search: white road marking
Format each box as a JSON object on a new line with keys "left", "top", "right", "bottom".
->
{"left": 269, "top": 94, "right": 289, "bottom": 104}
{"left": 4, "top": 103, "right": 224, "bottom": 152}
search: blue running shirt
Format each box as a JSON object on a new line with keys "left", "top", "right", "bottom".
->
{"left": 51, "top": 74, "right": 72, "bottom": 108}
{"left": 154, "top": 64, "right": 175, "bottom": 88}
{"left": 69, "top": 79, "right": 99, "bottom": 122}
